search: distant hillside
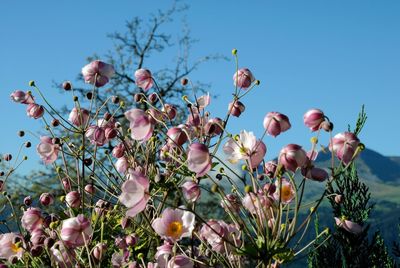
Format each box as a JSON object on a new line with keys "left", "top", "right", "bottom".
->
{"left": 317, "top": 147, "right": 400, "bottom": 183}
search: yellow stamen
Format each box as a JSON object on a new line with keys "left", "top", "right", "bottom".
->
{"left": 166, "top": 221, "right": 183, "bottom": 239}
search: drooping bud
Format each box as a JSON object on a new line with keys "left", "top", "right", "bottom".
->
{"left": 228, "top": 100, "right": 245, "bottom": 117}
{"left": 26, "top": 104, "right": 44, "bottom": 119}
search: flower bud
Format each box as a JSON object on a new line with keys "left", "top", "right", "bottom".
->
{"left": 330, "top": 132, "right": 360, "bottom": 165}
{"left": 62, "top": 178, "right": 71, "bottom": 191}
{"left": 233, "top": 68, "right": 255, "bottom": 89}
{"left": 112, "top": 143, "right": 125, "bottom": 158}
{"left": 3, "top": 154, "right": 12, "bottom": 161}
{"left": 24, "top": 196, "right": 32, "bottom": 206}
{"left": 30, "top": 245, "right": 43, "bottom": 257}
{"left": 134, "top": 93, "right": 143, "bottom": 103}
{"left": 335, "top": 194, "right": 343, "bottom": 204}
{"left": 26, "top": 104, "right": 44, "bottom": 119}
{"left": 263, "top": 112, "right": 291, "bottom": 137}
{"left": 321, "top": 120, "right": 334, "bottom": 132}
{"left": 62, "top": 81, "right": 72, "bottom": 91}
{"left": 44, "top": 237, "right": 55, "bottom": 248}
{"left": 181, "top": 181, "right": 201, "bottom": 203}
{"left": 115, "top": 236, "right": 127, "bottom": 249}
{"left": 21, "top": 207, "right": 43, "bottom": 232}
{"left": 148, "top": 93, "right": 158, "bottom": 104}
{"left": 105, "top": 128, "right": 118, "bottom": 140}
{"left": 181, "top": 78, "right": 188, "bottom": 85}
{"left": 303, "top": 109, "right": 325, "bottom": 131}
{"left": 162, "top": 104, "right": 177, "bottom": 120}
{"left": 279, "top": 144, "right": 308, "bottom": 172}
{"left": 125, "top": 234, "right": 138, "bottom": 247}
{"left": 68, "top": 108, "right": 90, "bottom": 127}
{"left": 228, "top": 100, "right": 245, "bottom": 117}
{"left": 84, "top": 184, "right": 95, "bottom": 195}
{"left": 204, "top": 117, "right": 223, "bottom": 136}
{"left": 65, "top": 191, "right": 81, "bottom": 208}
{"left": 111, "top": 95, "right": 120, "bottom": 104}
{"left": 134, "top": 69, "right": 153, "bottom": 91}
{"left": 93, "top": 243, "right": 107, "bottom": 261}
{"left": 167, "top": 127, "right": 188, "bottom": 146}
{"left": 39, "top": 193, "right": 54, "bottom": 206}
{"left": 264, "top": 161, "right": 278, "bottom": 178}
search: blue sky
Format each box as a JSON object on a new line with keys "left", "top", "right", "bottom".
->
{"left": 1, "top": 0, "right": 400, "bottom": 174}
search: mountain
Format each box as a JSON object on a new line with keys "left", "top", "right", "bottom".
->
{"left": 317, "top": 147, "right": 400, "bottom": 183}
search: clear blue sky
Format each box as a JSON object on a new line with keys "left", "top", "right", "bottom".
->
{"left": 1, "top": 0, "right": 400, "bottom": 174}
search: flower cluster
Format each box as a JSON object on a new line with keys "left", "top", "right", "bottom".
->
{"left": 0, "top": 51, "right": 364, "bottom": 268}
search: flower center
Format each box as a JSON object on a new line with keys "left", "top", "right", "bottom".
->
{"left": 281, "top": 186, "right": 292, "bottom": 201}
{"left": 167, "top": 221, "right": 183, "bottom": 239}
{"left": 11, "top": 243, "right": 21, "bottom": 253}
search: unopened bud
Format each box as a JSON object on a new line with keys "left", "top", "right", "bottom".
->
{"left": 112, "top": 96, "right": 120, "bottom": 104}
{"left": 62, "top": 81, "right": 72, "bottom": 91}
{"left": 51, "top": 119, "right": 60, "bottom": 127}
{"left": 232, "top": 48, "right": 238, "bottom": 55}
{"left": 181, "top": 78, "right": 188, "bottom": 86}
{"left": 86, "top": 92, "right": 93, "bottom": 100}
{"left": 148, "top": 93, "right": 158, "bottom": 104}
{"left": 18, "top": 131, "right": 25, "bottom": 137}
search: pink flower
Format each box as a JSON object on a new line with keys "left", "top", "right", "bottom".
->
{"left": 93, "top": 242, "right": 107, "bottom": 262}
{"left": 68, "top": 107, "right": 90, "bottom": 127}
{"left": 303, "top": 109, "right": 325, "bottom": 131}
{"left": 187, "top": 143, "right": 212, "bottom": 177}
{"left": 115, "top": 157, "right": 129, "bottom": 173}
{"left": 233, "top": 68, "right": 255, "bottom": 89}
{"left": 243, "top": 192, "right": 273, "bottom": 218}
{"left": 330, "top": 132, "right": 360, "bottom": 165}
{"left": 301, "top": 166, "right": 329, "bottom": 182}
{"left": 228, "top": 100, "right": 245, "bottom": 117}
{"left": 125, "top": 109, "right": 154, "bottom": 141}
{"left": 135, "top": 69, "right": 153, "bottom": 91}
{"left": 50, "top": 241, "right": 75, "bottom": 268}
{"left": 181, "top": 181, "right": 201, "bottom": 203}
{"left": 162, "top": 104, "right": 177, "bottom": 120}
{"left": 119, "top": 171, "right": 150, "bottom": 217}
{"left": 0, "top": 233, "right": 24, "bottom": 260}
{"left": 195, "top": 93, "right": 211, "bottom": 110}
{"left": 221, "top": 193, "right": 241, "bottom": 213}
{"left": 278, "top": 144, "right": 307, "bottom": 172}
{"left": 37, "top": 136, "right": 59, "bottom": 164}
{"left": 273, "top": 178, "right": 295, "bottom": 204}
{"left": 60, "top": 214, "right": 93, "bottom": 247}
{"left": 26, "top": 103, "right": 44, "bottom": 119}
{"left": 200, "top": 219, "right": 240, "bottom": 253}
{"left": 112, "top": 143, "right": 125, "bottom": 158}
{"left": 155, "top": 243, "right": 173, "bottom": 268}
{"left": 82, "top": 60, "right": 115, "bottom": 87}
{"left": 264, "top": 161, "right": 278, "bottom": 178}
{"left": 65, "top": 191, "right": 81, "bottom": 208}
{"left": 152, "top": 208, "right": 195, "bottom": 242}
{"left": 85, "top": 126, "right": 107, "bottom": 146}
{"left": 223, "top": 130, "right": 266, "bottom": 169}
{"left": 10, "top": 90, "right": 34, "bottom": 104}
{"left": 263, "top": 112, "right": 291, "bottom": 137}
{"left": 334, "top": 217, "right": 363, "bottom": 234}
{"left": 30, "top": 228, "right": 46, "bottom": 246}
{"left": 204, "top": 117, "right": 223, "bottom": 137}
{"left": 167, "top": 255, "right": 194, "bottom": 268}
{"left": 21, "top": 208, "right": 43, "bottom": 232}
{"left": 167, "top": 127, "right": 188, "bottom": 146}
{"left": 39, "top": 193, "right": 54, "bottom": 206}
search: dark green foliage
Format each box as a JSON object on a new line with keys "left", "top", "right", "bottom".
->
{"left": 308, "top": 107, "right": 395, "bottom": 267}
